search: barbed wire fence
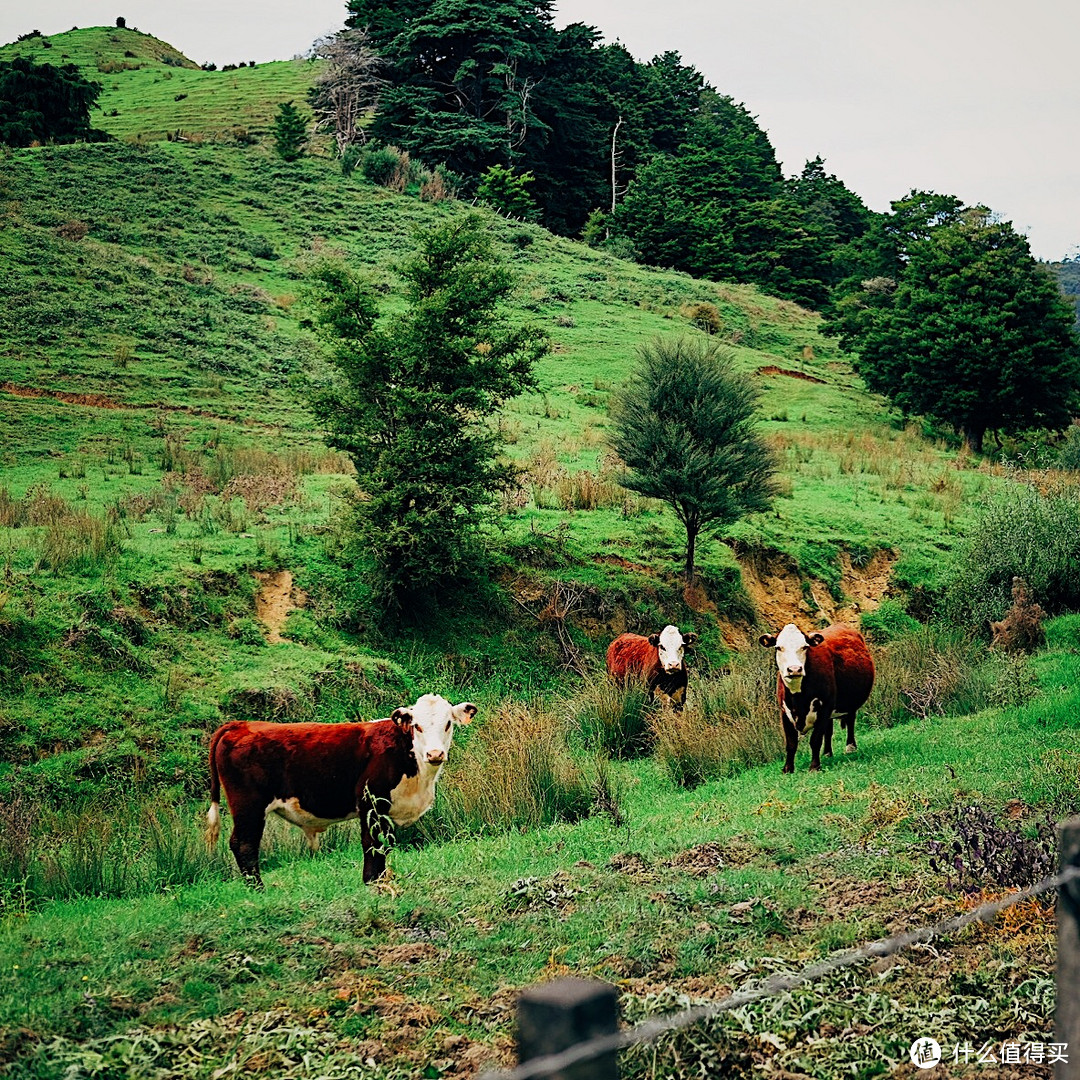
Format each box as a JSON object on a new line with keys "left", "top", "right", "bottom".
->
{"left": 481, "top": 816, "right": 1080, "bottom": 1080}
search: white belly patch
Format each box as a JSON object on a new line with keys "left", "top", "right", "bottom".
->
{"left": 388, "top": 766, "right": 441, "bottom": 826}
{"left": 267, "top": 797, "right": 356, "bottom": 832}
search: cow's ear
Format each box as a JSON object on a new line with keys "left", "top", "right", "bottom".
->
{"left": 452, "top": 701, "right": 477, "bottom": 725}
{"left": 759, "top": 634, "right": 777, "bottom": 648}
{"left": 807, "top": 633, "right": 826, "bottom": 647}
{"left": 647, "top": 633, "right": 661, "bottom": 647}
{"left": 391, "top": 708, "right": 413, "bottom": 732}
{"left": 683, "top": 632, "right": 698, "bottom": 647}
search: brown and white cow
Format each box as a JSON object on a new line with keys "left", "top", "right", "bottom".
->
{"left": 759, "top": 623, "right": 874, "bottom": 774}
{"left": 206, "top": 694, "right": 477, "bottom": 887}
{"left": 606, "top": 625, "right": 698, "bottom": 711}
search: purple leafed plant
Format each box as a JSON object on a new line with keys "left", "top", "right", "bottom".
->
{"left": 927, "top": 804, "right": 1055, "bottom": 894}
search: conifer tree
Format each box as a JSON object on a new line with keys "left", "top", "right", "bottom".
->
{"left": 308, "top": 214, "right": 548, "bottom": 615}
{"left": 609, "top": 338, "right": 777, "bottom": 582}
{"left": 272, "top": 100, "right": 308, "bottom": 161}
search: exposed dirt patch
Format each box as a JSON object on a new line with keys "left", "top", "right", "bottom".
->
{"left": 607, "top": 851, "right": 656, "bottom": 880}
{"left": 838, "top": 548, "right": 898, "bottom": 622}
{"left": 756, "top": 365, "right": 827, "bottom": 385}
{"left": 0, "top": 381, "right": 274, "bottom": 427}
{"left": 596, "top": 554, "right": 656, "bottom": 575}
{"left": 252, "top": 569, "right": 306, "bottom": 644}
{"left": 667, "top": 841, "right": 727, "bottom": 877}
{"left": 734, "top": 545, "right": 897, "bottom": 630}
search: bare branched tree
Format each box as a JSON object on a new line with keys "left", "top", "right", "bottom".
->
{"left": 309, "top": 29, "right": 386, "bottom": 156}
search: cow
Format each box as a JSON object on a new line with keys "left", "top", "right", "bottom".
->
{"left": 758, "top": 623, "right": 874, "bottom": 774}
{"left": 606, "top": 625, "right": 698, "bottom": 711}
{"left": 206, "top": 694, "right": 477, "bottom": 887}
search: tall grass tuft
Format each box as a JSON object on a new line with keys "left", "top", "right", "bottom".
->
{"left": 652, "top": 649, "right": 781, "bottom": 788}
{"left": 862, "top": 625, "right": 1038, "bottom": 727}
{"left": 416, "top": 701, "right": 602, "bottom": 839}
{"left": 570, "top": 677, "right": 651, "bottom": 758}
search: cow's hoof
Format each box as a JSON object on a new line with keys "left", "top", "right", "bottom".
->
{"left": 844, "top": 744, "right": 857, "bottom": 754}
{"left": 782, "top": 765, "right": 793, "bottom": 774}
{"left": 809, "top": 763, "right": 821, "bottom": 772}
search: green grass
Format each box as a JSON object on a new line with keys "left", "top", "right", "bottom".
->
{"left": 2, "top": 625, "right": 1078, "bottom": 1075}
{"left": 0, "top": 26, "right": 1070, "bottom": 1076}
{"left": 0, "top": 27, "right": 316, "bottom": 144}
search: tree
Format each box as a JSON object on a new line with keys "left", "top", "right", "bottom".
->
{"left": 272, "top": 100, "right": 308, "bottom": 160}
{"left": 0, "top": 58, "right": 102, "bottom": 147}
{"left": 308, "top": 214, "right": 548, "bottom": 614}
{"left": 610, "top": 95, "right": 835, "bottom": 304}
{"left": 608, "top": 338, "right": 777, "bottom": 582}
{"left": 476, "top": 163, "right": 537, "bottom": 219}
{"left": 308, "top": 29, "right": 385, "bottom": 156}
{"left": 364, "top": 0, "right": 556, "bottom": 178}
{"left": 828, "top": 202, "right": 1080, "bottom": 452}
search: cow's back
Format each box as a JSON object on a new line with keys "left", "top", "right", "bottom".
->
{"left": 819, "top": 625, "right": 874, "bottom": 713}
{"left": 213, "top": 720, "right": 399, "bottom": 821}
{"left": 606, "top": 633, "right": 656, "bottom": 680}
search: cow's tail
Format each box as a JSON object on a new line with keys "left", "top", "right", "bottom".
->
{"left": 206, "top": 725, "right": 230, "bottom": 849}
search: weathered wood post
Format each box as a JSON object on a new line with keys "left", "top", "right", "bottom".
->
{"left": 1057, "top": 816, "right": 1080, "bottom": 1080}
{"left": 517, "top": 977, "right": 619, "bottom": 1080}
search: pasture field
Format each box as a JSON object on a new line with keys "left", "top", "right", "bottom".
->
{"left": 2, "top": 24, "right": 1079, "bottom": 1078}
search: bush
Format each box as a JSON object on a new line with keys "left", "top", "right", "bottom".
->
{"left": 683, "top": 301, "right": 722, "bottom": 335}
{"left": 859, "top": 599, "right": 920, "bottom": 644}
{"left": 360, "top": 144, "right": 411, "bottom": 189}
{"left": 571, "top": 678, "right": 651, "bottom": 758}
{"left": 862, "top": 625, "right": 1038, "bottom": 727}
{"left": 1058, "top": 425, "right": 1080, "bottom": 470}
{"left": 652, "top": 650, "right": 780, "bottom": 787}
{"left": 415, "top": 701, "right": 603, "bottom": 838}
{"left": 927, "top": 805, "right": 1054, "bottom": 894}
{"left": 944, "top": 478, "right": 1080, "bottom": 632}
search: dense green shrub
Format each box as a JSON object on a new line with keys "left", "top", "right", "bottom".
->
{"left": 1058, "top": 425, "right": 1080, "bottom": 470}
{"left": 859, "top": 599, "right": 920, "bottom": 644}
{"left": 944, "top": 479, "right": 1080, "bottom": 633}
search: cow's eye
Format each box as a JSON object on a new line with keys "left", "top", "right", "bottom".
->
{"left": 415, "top": 725, "right": 423, "bottom": 733}
{"left": 445, "top": 721, "right": 451, "bottom": 731}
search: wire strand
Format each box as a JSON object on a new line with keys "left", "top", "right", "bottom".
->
{"left": 486, "top": 864, "right": 1080, "bottom": 1080}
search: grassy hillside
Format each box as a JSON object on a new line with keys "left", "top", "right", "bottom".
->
{"left": 3, "top": 26, "right": 1077, "bottom": 1080}
{"left": 0, "top": 27, "right": 316, "bottom": 143}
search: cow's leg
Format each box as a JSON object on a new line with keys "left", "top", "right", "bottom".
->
{"left": 229, "top": 810, "right": 266, "bottom": 889}
{"left": 669, "top": 682, "right": 686, "bottom": 714}
{"left": 823, "top": 712, "right": 835, "bottom": 758}
{"left": 842, "top": 713, "right": 858, "bottom": 753}
{"left": 808, "top": 722, "right": 825, "bottom": 772}
{"left": 781, "top": 715, "right": 798, "bottom": 774}
{"left": 361, "top": 799, "right": 390, "bottom": 883}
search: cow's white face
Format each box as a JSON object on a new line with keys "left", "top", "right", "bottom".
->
{"left": 649, "top": 625, "right": 697, "bottom": 674}
{"left": 392, "top": 694, "right": 476, "bottom": 768}
{"left": 760, "top": 624, "right": 824, "bottom": 693}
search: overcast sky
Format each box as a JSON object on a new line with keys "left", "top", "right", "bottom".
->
{"left": 3, "top": 0, "right": 1076, "bottom": 260}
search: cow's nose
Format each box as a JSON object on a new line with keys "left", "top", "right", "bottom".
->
{"left": 786, "top": 666, "right": 802, "bottom": 677}
{"left": 426, "top": 751, "right": 446, "bottom": 765}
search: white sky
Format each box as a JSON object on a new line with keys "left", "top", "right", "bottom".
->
{"left": 2, "top": 0, "right": 1076, "bottom": 260}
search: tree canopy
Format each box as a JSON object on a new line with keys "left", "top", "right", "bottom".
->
{"left": 0, "top": 57, "right": 103, "bottom": 147}
{"left": 308, "top": 214, "right": 548, "bottom": 615}
{"left": 827, "top": 198, "right": 1080, "bottom": 452}
{"left": 608, "top": 337, "right": 777, "bottom": 582}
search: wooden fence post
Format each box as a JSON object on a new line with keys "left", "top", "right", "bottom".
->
{"left": 516, "top": 977, "right": 619, "bottom": 1080}
{"left": 1057, "top": 816, "right": 1080, "bottom": 1080}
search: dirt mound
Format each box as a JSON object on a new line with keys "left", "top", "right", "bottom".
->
{"left": 756, "top": 365, "right": 827, "bottom": 384}
{"left": 252, "top": 569, "right": 306, "bottom": 644}
{"left": 736, "top": 546, "right": 897, "bottom": 630}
